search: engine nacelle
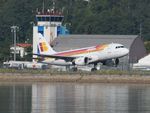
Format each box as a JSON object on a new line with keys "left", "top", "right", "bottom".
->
{"left": 74, "top": 57, "right": 88, "bottom": 66}
{"left": 74, "top": 55, "right": 99, "bottom": 66}
{"left": 88, "top": 55, "right": 99, "bottom": 63}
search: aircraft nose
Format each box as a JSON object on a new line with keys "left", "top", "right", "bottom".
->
{"left": 124, "top": 48, "right": 129, "bottom": 55}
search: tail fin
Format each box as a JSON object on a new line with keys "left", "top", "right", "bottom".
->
{"left": 38, "top": 33, "right": 56, "bottom": 55}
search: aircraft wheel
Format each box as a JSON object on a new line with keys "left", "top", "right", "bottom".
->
{"left": 72, "top": 67, "right": 78, "bottom": 72}
{"left": 91, "top": 68, "right": 97, "bottom": 72}
{"left": 115, "top": 58, "right": 119, "bottom": 67}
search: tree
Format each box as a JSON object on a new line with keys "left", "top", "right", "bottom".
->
{"left": 1, "top": 0, "right": 150, "bottom": 60}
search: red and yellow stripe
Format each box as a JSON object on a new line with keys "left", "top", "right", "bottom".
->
{"left": 55, "top": 44, "right": 108, "bottom": 56}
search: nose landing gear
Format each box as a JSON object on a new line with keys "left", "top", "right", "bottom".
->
{"left": 115, "top": 58, "right": 119, "bottom": 67}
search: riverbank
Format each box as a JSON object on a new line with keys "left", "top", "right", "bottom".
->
{"left": 0, "top": 72, "right": 150, "bottom": 84}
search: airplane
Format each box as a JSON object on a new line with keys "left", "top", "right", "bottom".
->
{"left": 34, "top": 33, "right": 129, "bottom": 71}
{"left": 132, "top": 54, "right": 150, "bottom": 71}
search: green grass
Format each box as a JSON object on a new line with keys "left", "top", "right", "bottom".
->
{"left": 0, "top": 68, "right": 150, "bottom": 76}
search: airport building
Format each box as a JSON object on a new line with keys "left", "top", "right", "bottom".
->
{"left": 10, "top": 43, "right": 32, "bottom": 58}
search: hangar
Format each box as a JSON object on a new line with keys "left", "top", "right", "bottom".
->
{"left": 51, "top": 35, "right": 147, "bottom": 65}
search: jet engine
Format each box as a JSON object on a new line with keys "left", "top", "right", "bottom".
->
{"left": 73, "top": 55, "right": 99, "bottom": 66}
{"left": 73, "top": 57, "right": 89, "bottom": 66}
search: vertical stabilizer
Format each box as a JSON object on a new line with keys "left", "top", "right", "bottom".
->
{"left": 38, "top": 33, "right": 56, "bottom": 55}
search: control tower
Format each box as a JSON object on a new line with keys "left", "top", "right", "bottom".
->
{"left": 33, "top": 4, "right": 69, "bottom": 56}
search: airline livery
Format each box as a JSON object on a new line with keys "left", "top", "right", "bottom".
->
{"left": 34, "top": 33, "right": 129, "bottom": 71}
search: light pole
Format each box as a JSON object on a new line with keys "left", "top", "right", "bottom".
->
{"left": 11, "top": 26, "right": 19, "bottom": 61}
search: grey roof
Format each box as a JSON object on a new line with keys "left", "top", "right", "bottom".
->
{"left": 52, "top": 34, "right": 138, "bottom": 51}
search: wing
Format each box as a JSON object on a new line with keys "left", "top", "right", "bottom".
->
{"left": 33, "top": 53, "right": 76, "bottom": 62}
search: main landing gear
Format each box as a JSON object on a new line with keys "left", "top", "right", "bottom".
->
{"left": 66, "top": 65, "right": 78, "bottom": 72}
{"left": 91, "top": 63, "right": 98, "bottom": 71}
{"left": 72, "top": 67, "right": 78, "bottom": 72}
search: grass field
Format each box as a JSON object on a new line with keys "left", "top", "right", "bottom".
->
{"left": 0, "top": 68, "right": 150, "bottom": 83}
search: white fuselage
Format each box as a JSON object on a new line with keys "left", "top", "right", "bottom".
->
{"left": 41, "top": 43, "right": 129, "bottom": 66}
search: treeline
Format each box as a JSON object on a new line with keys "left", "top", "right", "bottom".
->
{"left": 0, "top": 0, "right": 150, "bottom": 61}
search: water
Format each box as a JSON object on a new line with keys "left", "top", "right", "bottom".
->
{"left": 0, "top": 83, "right": 150, "bottom": 113}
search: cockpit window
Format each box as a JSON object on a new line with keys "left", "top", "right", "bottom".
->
{"left": 116, "top": 46, "right": 124, "bottom": 49}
